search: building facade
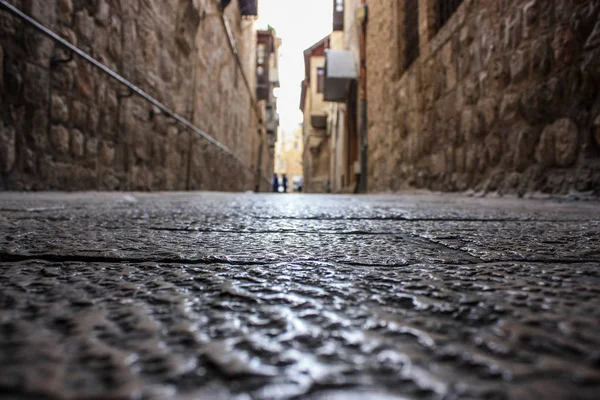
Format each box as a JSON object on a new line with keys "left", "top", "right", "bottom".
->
{"left": 0, "top": 0, "right": 277, "bottom": 191}
{"left": 366, "top": 0, "right": 600, "bottom": 194}
{"left": 256, "top": 27, "right": 281, "bottom": 187}
{"left": 300, "top": 36, "right": 330, "bottom": 193}
{"left": 274, "top": 127, "right": 303, "bottom": 192}
{"left": 307, "top": 0, "right": 600, "bottom": 195}
{"left": 301, "top": 0, "right": 364, "bottom": 194}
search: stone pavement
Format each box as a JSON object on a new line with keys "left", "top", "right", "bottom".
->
{"left": 0, "top": 192, "right": 599, "bottom": 400}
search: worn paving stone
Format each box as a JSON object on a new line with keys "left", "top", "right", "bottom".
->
{"left": 0, "top": 192, "right": 599, "bottom": 399}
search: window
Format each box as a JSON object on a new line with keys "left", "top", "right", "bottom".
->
{"left": 257, "top": 44, "right": 266, "bottom": 65}
{"left": 404, "top": 0, "right": 419, "bottom": 70}
{"left": 317, "top": 67, "right": 325, "bottom": 93}
{"left": 333, "top": 0, "right": 344, "bottom": 31}
{"left": 438, "top": 0, "right": 464, "bottom": 30}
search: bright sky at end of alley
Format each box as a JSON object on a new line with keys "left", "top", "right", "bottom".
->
{"left": 257, "top": 0, "right": 333, "bottom": 132}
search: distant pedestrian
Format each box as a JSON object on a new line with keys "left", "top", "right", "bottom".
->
{"left": 272, "top": 174, "right": 279, "bottom": 193}
{"left": 282, "top": 174, "right": 288, "bottom": 193}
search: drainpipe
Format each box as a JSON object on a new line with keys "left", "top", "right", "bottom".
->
{"left": 358, "top": 0, "right": 368, "bottom": 193}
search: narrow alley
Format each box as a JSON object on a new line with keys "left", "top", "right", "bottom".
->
{"left": 1, "top": 192, "right": 599, "bottom": 399}
{"left": 1, "top": 0, "right": 600, "bottom": 398}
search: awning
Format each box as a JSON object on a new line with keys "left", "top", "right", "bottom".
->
{"left": 324, "top": 50, "right": 358, "bottom": 102}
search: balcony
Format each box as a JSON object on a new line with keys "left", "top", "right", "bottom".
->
{"left": 324, "top": 50, "right": 357, "bottom": 102}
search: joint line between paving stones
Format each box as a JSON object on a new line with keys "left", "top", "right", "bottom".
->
{"left": 250, "top": 216, "right": 590, "bottom": 223}
{"left": 0, "top": 253, "right": 268, "bottom": 266}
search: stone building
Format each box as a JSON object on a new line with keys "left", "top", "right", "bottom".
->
{"left": 301, "top": 0, "right": 365, "bottom": 194}
{"left": 306, "top": 0, "right": 600, "bottom": 195}
{"left": 274, "top": 127, "right": 303, "bottom": 191}
{"left": 366, "top": 0, "right": 600, "bottom": 194}
{"left": 257, "top": 27, "right": 281, "bottom": 171}
{"left": 300, "top": 35, "right": 330, "bottom": 193}
{"left": 0, "top": 0, "right": 277, "bottom": 191}
{"left": 324, "top": 0, "right": 362, "bottom": 193}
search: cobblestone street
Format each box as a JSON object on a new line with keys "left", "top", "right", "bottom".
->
{"left": 0, "top": 192, "right": 599, "bottom": 399}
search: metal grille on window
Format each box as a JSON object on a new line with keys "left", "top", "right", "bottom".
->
{"left": 438, "top": 0, "right": 464, "bottom": 30}
{"left": 404, "top": 0, "right": 419, "bottom": 70}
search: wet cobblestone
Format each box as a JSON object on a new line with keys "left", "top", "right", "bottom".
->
{"left": 0, "top": 192, "right": 599, "bottom": 399}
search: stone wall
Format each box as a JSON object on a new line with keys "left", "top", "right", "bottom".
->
{"left": 367, "top": 0, "right": 600, "bottom": 195}
{"left": 0, "top": 0, "right": 270, "bottom": 191}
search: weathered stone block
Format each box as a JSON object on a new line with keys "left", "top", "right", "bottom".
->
{"left": 523, "top": 0, "right": 540, "bottom": 39}
{"left": 175, "top": 0, "right": 202, "bottom": 54}
{"left": 553, "top": 118, "right": 579, "bottom": 167}
{"left": 464, "top": 76, "right": 480, "bottom": 105}
{"left": 74, "top": 10, "right": 94, "bottom": 43}
{"left": 93, "top": 26, "right": 108, "bottom": 54}
{"left": 71, "top": 129, "right": 84, "bottom": 158}
{"left": 108, "top": 23, "right": 123, "bottom": 60}
{"left": 520, "top": 78, "right": 561, "bottom": 124}
{"left": 96, "top": 0, "right": 111, "bottom": 26}
{"left": 85, "top": 136, "right": 98, "bottom": 158}
{"left": 594, "top": 114, "right": 600, "bottom": 147}
{"left": 0, "top": 9, "right": 22, "bottom": 37}
{"left": 477, "top": 98, "right": 498, "bottom": 132}
{"left": 499, "top": 92, "right": 521, "bottom": 122}
{"left": 98, "top": 113, "right": 117, "bottom": 137}
{"left": 88, "top": 107, "right": 99, "bottom": 133}
{"left": 430, "top": 151, "right": 446, "bottom": 175}
{"left": 22, "top": 147, "right": 35, "bottom": 174}
{"left": 71, "top": 100, "right": 87, "bottom": 129}
{"left": 465, "top": 145, "right": 480, "bottom": 173}
{"left": 535, "top": 125, "right": 556, "bottom": 167}
{"left": 503, "top": 11, "right": 523, "bottom": 50}
{"left": 490, "top": 57, "right": 509, "bottom": 89}
{"left": 552, "top": 25, "right": 577, "bottom": 68}
{"left": 510, "top": 49, "right": 528, "bottom": 83}
{"left": 57, "top": 0, "right": 73, "bottom": 24}
{"left": 23, "top": 63, "right": 48, "bottom": 105}
{"left": 99, "top": 141, "right": 115, "bottom": 166}
{"left": 24, "top": 32, "right": 53, "bottom": 66}
{"left": 455, "top": 146, "right": 466, "bottom": 173}
{"left": 30, "top": 0, "right": 56, "bottom": 26}
{"left": 50, "top": 93, "right": 69, "bottom": 123}
{"left": 585, "top": 20, "right": 600, "bottom": 50}
{"left": 50, "top": 124, "right": 70, "bottom": 154}
{"left": 531, "top": 36, "right": 552, "bottom": 77}
{"left": 485, "top": 132, "right": 503, "bottom": 167}
{"left": 75, "top": 63, "right": 95, "bottom": 100}
{"left": 51, "top": 62, "right": 75, "bottom": 91}
{"left": 0, "top": 45, "right": 3, "bottom": 90}
{"left": 0, "top": 123, "right": 16, "bottom": 172}
{"left": 513, "top": 123, "right": 539, "bottom": 172}
{"left": 29, "top": 109, "right": 48, "bottom": 151}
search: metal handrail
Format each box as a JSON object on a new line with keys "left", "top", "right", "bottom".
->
{"left": 0, "top": 0, "right": 270, "bottom": 188}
